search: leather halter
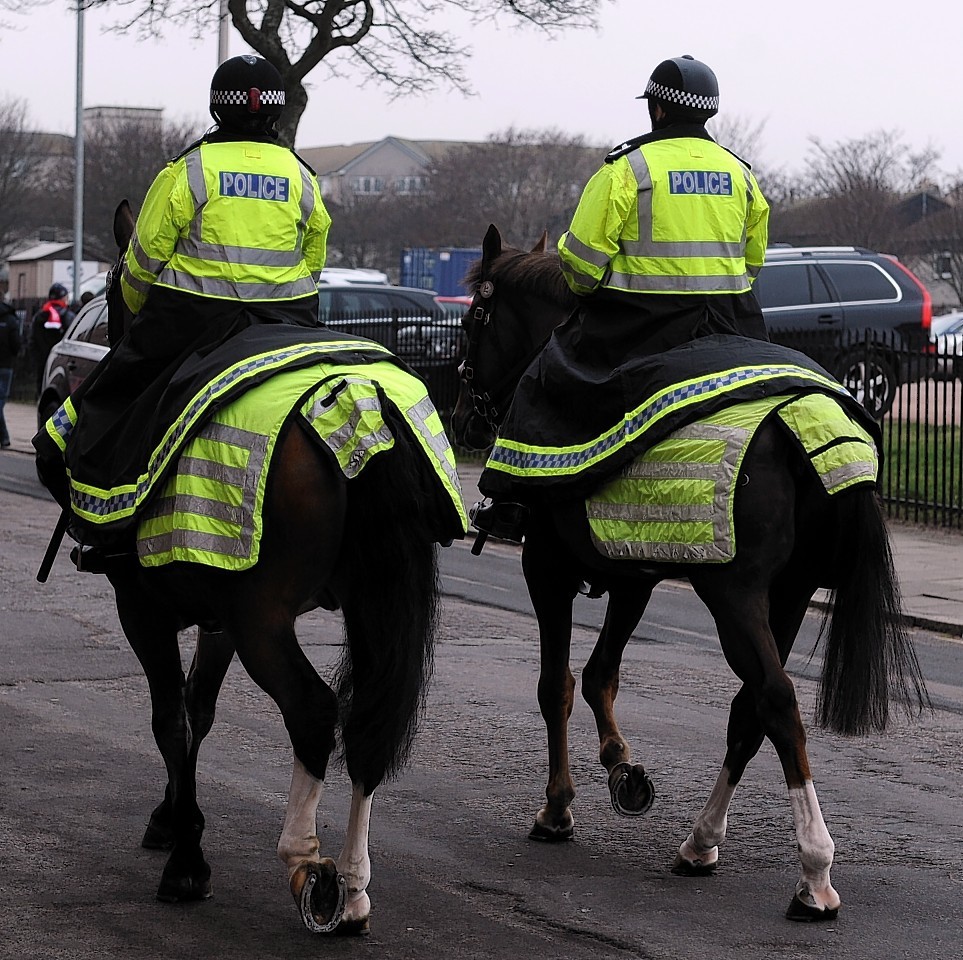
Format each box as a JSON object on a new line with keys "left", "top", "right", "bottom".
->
{"left": 460, "top": 276, "right": 545, "bottom": 434}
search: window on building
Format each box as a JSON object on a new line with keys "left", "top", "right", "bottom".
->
{"left": 351, "top": 176, "right": 385, "bottom": 195}
{"left": 394, "top": 176, "right": 427, "bottom": 195}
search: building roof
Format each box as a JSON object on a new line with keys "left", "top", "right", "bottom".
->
{"left": 7, "top": 241, "right": 73, "bottom": 262}
{"left": 299, "top": 136, "right": 477, "bottom": 175}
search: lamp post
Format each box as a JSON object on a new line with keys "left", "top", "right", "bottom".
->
{"left": 218, "top": 0, "right": 229, "bottom": 65}
{"left": 72, "top": 1, "right": 85, "bottom": 304}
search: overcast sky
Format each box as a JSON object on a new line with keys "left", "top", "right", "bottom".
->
{"left": 2, "top": 0, "right": 962, "bottom": 179}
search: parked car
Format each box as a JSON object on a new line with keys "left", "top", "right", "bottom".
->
{"left": 36, "top": 283, "right": 465, "bottom": 432}
{"left": 930, "top": 311, "right": 963, "bottom": 380}
{"left": 434, "top": 294, "right": 473, "bottom": 321}
{"left": 317, "top": 283, "right": 463, "bottom": 361}
{"left": 318, "top": 267, "right": 389, "bottom": 285}
{"left": 37, "top": 294, "right": 110, "bottom": 428}
{"left": 755, "top": 246, "right": 933, "bottom": 417}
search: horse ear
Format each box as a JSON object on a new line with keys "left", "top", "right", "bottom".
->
{"left": 531, "top": 230, "right": 548, "bottom": 254}
{"left": 113, "top": 200, "right": 135, "bottom": 252}
{"left": 482, "top": 224, "right": 502, "bottom": 263}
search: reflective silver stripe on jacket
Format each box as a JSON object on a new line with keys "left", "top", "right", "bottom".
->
{"left": 561, "top": 232, "right": 612, "bottom": 269}
{"left": 137, "top": 421, "right": 268, "bottom": 561}
{"left": 175, "top": 147, "right": 313, "bottom": 272}
{"left": 154, "top": 267, "right": 318, "bottom": 300}
{"left": 605, "top": 270, "right": 750, "bottom": 293}
{"left": 595, "top": 149, "right": 753, "bottom": 294}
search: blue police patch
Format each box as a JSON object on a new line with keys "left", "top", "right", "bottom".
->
{"left": 668, "top": 171, "right": 733, "bottom": 196}
{"left": 220, "top": 172, "right": 290, "bottom": 202}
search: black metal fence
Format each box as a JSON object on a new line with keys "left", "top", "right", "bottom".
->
{"left": 770, "top": 327, "right": 962, "bottom": 529}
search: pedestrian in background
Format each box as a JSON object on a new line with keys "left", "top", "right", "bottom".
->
{"left": 0, "top": 294, "right": 23, "bottom": 449}
{"left": 30, "top": 282, "right": 74, "bottom": 397}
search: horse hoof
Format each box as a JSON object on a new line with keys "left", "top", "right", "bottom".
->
{"left": 528, "top": 820, "right": 574, "bottom": 842}
{"left": 334, "top": 916, "right": 371, "bottom": 936}
{"left": 608, "top": 762, "right": 655, "bottom": 817}
{"left": 156, "top": 864, "right": 213, "bottom": 902}
{"left": 786, "top": 893, "right": 840, "bottom": 922}
{"left": 292, "top": 858, "right": 346, "bottom": 933}
{"left": 671, "top": 852, "right": 718, "bottom": 877}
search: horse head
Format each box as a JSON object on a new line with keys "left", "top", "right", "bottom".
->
{"left": 451, "top": 225, "right": 574, "bottom": 450}
{"left": 106, "top": 200, "right": 137, "bottom": 345}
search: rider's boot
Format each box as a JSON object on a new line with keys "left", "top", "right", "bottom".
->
{"left": 70, "top": 543, "right": 134, "bottom": 574}
{"left": 469, "top": 498, "right": 529, "bottom": 544}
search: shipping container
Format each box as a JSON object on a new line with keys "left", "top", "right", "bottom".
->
{"left": 400, "top": 247, "right": 482, "bottom": 297}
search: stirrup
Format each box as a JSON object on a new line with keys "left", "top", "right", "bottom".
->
{"left": 468, "top": 499, "right": 529, "bottom": 544}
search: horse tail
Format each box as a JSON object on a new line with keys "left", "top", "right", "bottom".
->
{"left": 333, "top": 426, "right": 440, "bottom": 795}
{"left": 816, "top": 488, "right": 929, "bottom": 735}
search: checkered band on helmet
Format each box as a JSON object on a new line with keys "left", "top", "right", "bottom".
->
{"left": 210, "top": 55, "right": 285, "bottom": 122}
{"left": 210, "top": 89, "right": 285, "bottom": 108}
{"left": 642, "top": 79, "right": 719, "bottom": 113}
{"left": 639, "top": 55, "right": 720, "bottom": 118}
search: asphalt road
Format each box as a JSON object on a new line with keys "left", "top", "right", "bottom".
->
{"left": 1, "top": 483, "right": 961, "bottom": 959}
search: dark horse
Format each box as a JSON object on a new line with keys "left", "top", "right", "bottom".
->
{"left": 43, "top": 202, "right": 450, "bottom": 933}
{"left": 451, "top": 225, "right": 928, "bottom": 921}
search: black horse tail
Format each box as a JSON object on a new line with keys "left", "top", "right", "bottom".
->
{"left": 816, "top": 488, "right": 929, "bottom": 735}
{"left": 333, "top": 421, "right": 441, "bottom": 795}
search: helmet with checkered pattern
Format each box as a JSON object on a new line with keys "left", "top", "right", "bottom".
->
{"left": 210, "top": 54, "right": 285, "bottom": 133}
{"left": 639, "top": 55, "right": 719, "bottom": 123}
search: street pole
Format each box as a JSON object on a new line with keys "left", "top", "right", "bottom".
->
{"left": 218, "top": 0, "right": 229, "bottom": 65}
{"left": 73, "top": 1, "right": 85, "bottom": 304}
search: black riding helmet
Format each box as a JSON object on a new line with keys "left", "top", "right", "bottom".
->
{"left": 210, "top": 54, "right": 285, "bottom": 134}
{"left": 639, "top": 54, "right": 719, "bottom": 124}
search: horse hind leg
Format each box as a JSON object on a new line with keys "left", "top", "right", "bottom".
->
{"left": 277, "top": 758, "right": 347, "bottom": 933}
{"left": 687, "top": 578, "right": 840, "bottom": 920}
{"left": 580, "top": 582, "right": 656, "bottom": 817}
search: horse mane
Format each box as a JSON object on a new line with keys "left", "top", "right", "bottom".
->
{"left": 464, "top": 246, "right": 578, "bottom": 311}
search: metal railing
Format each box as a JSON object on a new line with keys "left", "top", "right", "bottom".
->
{"left": 770, "top": 327, "right": 962, "bottom": 529}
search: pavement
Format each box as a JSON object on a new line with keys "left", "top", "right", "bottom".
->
{"left": 4, "top": 399, "right": 962, "bottom": 638}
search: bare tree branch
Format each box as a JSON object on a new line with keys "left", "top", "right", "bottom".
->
{"left": 8, "top": 0, "right": 610, "bottom": 145}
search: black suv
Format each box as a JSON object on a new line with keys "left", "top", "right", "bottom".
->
{"left": 755, "top": 246, "right": 933, "bottom": 417}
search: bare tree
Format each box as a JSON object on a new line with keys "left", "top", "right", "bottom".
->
{"left": 6, "top": 1, "right": 607, "bottom": 147}
{"left": 0, "top": 99, "right": 47, "bottom": 260}
{"left": 794, "top": 130, "right": 941, "bottom": 249}
{"left": 82, "top": 115, "right": 207, "bottom": 255}
{"left": 411, "top": 127, "right": 602, "bottom": 249}
{"left": 707, "top": 113, "right": 767, "bottom": 165}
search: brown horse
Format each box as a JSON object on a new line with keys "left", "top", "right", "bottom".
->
{"left": 451, "top": 224, "right": 928, "bottom": 921}
{"left": 40, "top": 201, "right": 454, "bottom": 933}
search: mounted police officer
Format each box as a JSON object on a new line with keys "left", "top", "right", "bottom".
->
{"left": 36, "top": 54, "right": 332, "bottom": 570}
{"left": 471, "top": 55, "right": 771, "bottom": 542}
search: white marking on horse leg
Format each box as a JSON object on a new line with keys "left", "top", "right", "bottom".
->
{"left": 677, "top": 766, "right": 736, "bottom": 868}
{"left": 337, "top": 784, "right": 372, "bottom": 924}
{"left": 789, "top": 782, "right": 840, "bottom": 911}
{"left": 277, "top": 756, "right": 323, "bottom": 880}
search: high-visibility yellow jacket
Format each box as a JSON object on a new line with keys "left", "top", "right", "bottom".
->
{"left": 121, "top": 139, "right": 331, "bottom": 313}
{"left": 558, "top": 134, "right": 769, "bottom": 297}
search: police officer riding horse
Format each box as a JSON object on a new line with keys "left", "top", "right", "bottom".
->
{"left": 471, "top": 55, "right": 771, "bottom": 542}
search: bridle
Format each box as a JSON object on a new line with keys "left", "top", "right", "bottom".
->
{"left": 460, "top": 274, "right": 548, "bottom": 434}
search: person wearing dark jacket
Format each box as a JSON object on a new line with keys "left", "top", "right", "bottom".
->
{"left": 0, "top": 296, "right": 23, "bottom": 449}
{"left": 30, "top": 283, "right": 74, "bottom": 397}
